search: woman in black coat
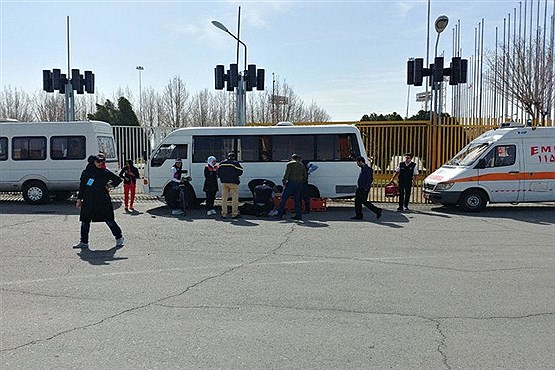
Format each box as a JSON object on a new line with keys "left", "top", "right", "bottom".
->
{"left": 74, "top": 155, "right": 124, "bottom": 249}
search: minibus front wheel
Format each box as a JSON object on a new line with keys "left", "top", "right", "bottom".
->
{"left": 22, "top": 180, "right": 50, "bottom": 205}
{"left": 458, "top": 189, "right": 487, "bottom": 212}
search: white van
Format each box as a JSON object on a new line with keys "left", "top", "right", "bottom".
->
{"left": 0, "top": 120, "right": 118, "bottom": 204}
{"left": 423, "top": 124, "right": 555, "bottom": 211}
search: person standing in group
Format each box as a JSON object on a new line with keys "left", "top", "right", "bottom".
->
{"left": 168, "top": 158, "right": 185, "bottom": 215}
{"left": 301, "top": 160, "right": 319, "bottom": 214}
{"left": 217, "top": 152, "right": 243, "bottom": 219}
{"left": 74, "top": 155, "right": 124, "bottom": 249}
{"left": 276, "top": 154, "right": 307, "bottom": 221}
{"left": 351, "top": 156, "right": 382, "bottom": 220}
{"left": 390, "top": 152, "right": 418, "bottom": 211}
{"left": 203, "top": 156, "right": 219, "bottom": 216}
{"left": 119, "top": 159, "right": 140, "bottom": 212}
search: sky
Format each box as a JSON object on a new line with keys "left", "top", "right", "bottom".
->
{"left": 1, "top": 0, "right": 550, "bottom": 122}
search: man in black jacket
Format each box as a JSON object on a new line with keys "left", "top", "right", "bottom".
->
{"left": 217, "top": 152, "right": 243, "bottom": 218}
{"left": 351, "top": 156, "right": 382, "bottom": 220}
{"left": 391, "top": 152, "right": 418, "bottom": 211}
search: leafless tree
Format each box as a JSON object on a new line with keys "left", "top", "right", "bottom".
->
{"left": 0, "top": 86, "right": 34, "bottom": 121}
{"left": 163, "top": 76, "right": 190, "bottom": 128}
{"left": 486, "top": 27, "right": 554, "bottom": 124}
{"left": 141, "top": 87, "right": 161, "bottom": 127}
{"left": 34, "top": 91, "right": 65, "bottom": 121}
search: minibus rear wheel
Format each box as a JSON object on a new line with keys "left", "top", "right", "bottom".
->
{"left": 458, "top": 189, "right": 487, "bottom": 212}
{"left": 22, "top": 181, "right": 50, "bottom": 205}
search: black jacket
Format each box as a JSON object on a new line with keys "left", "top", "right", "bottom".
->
{"left": 119, "top": 165, "right": 140, "bottom": 185}
{"left": 203, "top": 165, "right": 219, "bottom": 192}
{"left": 217, "top": 159, "right": 243, "bottom": 184}
{"left": 78, "top": 164, "right": 122, "bottom": 222}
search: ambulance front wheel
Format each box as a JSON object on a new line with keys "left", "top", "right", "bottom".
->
{"left": 458, "top": 189, "right": 487, "bottom": 212}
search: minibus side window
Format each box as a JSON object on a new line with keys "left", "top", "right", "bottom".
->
{"left": 193, "top": 136, "right": 234, "bottom": 163}
{"left": 12, "top": 137, "right": 47, "bottom": 160}
{"left": 272, "top": 135, "right": 314, "bottom": 161}
{"left": 51, "top": 136, "right": 86, "bottom": 160}
{"left": 0, "top": 137, "right": 7, "bottom": 161}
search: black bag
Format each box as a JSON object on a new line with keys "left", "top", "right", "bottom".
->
{"left": 238, "top": 203, "right": 258, "bottom": 215}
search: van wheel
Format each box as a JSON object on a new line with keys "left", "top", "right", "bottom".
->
{"left": 458, "top": 190, "right": 487, "bottom": 212}
{"left": 22, "top": 181, "right": 50, "bottom": 205}
{"left": 308, "top": 185, "right": 320, "bottom": 198}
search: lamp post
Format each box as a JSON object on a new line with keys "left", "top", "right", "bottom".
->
{"left": 212, "top": 20, "right": 248, "bottom": 126}
{"left": 433, "top": 15, "right": 449, "bottom": 125}
{"left": 136, "top": 66, "right": 144, "bottom": 124}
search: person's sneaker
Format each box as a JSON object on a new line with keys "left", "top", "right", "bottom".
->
{"left": 73, "top": 242, "right": 89, "bottom": 249}
{"left": 350, "top": 215, "right": 363, "bottom": 220}
{"left": 124, "top": 208, "right": 129, "bottom": 212}
{"left": 116, "top": 237, "right": 125, "bottom": 247}
{"left": 130, "top": 208, "right": 136, "bottom": 212}
{"left": 397, "top": 207, "right": 403, "bottom": 212}
{"left": 291, "top": 215, "right": 302, "bottom": 220}
{"left": 404, "top": 207, "right": 410, "bottom": 211}
{"left": 220, "top": 214, "right": 227, "bottom": 219}
{"left": 232, "top": 214, "right": 241, "bottom": 219}
{"left": 209, "top": 209, "right": 217, "bottom": 216}
{"left": 172, "top": 209, "right": 184, "bottom": 215}
{"left": 376, "top": 209, "right": 382, "bottom": 219}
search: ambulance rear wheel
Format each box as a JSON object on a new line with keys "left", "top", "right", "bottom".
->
{"left": 458, "top": 190, "right": 487, "bottom": 212}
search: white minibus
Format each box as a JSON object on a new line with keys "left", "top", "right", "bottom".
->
{"left": 0, "top": 120, "right": 118, "bottom": 204}
{"left": 143, "top": 123, "right": 367, "bottom": 204}
{"left": 423, "top": 124, "right": 555, "bottom": 211}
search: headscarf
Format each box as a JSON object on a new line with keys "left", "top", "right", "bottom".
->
{"left": 207, "top": 156, "right": 217, "bottom": 168}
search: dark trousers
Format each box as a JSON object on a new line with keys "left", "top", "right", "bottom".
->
{"left": 277, "top": 181, "right": 303, "bottom": 218}
{"left": 354, "top": 188, "right": 381, "bottom": 217}
{"left": 80, "top": 220, "right": 122, "bottom": 244}
{"left": 302, "top": 182, "right": 310, "bottom": 213}
{"left": 205, "top": 191, "right": 216, "bottom": 210}
{"left": 398, "top": 182, "right": 412, "bottom": 208}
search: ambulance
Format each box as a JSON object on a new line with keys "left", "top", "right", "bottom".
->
{"left": 423, "top": 123, "right": 555, "bottom": 211}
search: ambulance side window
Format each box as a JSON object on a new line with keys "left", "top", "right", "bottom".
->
{"left": 484, "top": 145, "right": 516, "bottom": 168}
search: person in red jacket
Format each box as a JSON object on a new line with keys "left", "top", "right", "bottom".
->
{"left": 119, "top": 159, "right": 140, "bottom": 212}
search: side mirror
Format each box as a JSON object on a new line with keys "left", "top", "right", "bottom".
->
{"left": 476, "top": 158, "right": 486, "bottom": 169}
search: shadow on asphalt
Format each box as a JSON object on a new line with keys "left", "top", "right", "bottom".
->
{"left": 77, "top": 246, "right": 128, "bottom": 265}
{"left": 429, "top": 204, "right": 555, "bottom": 225}
{"left": 0, "top": 199, "right": 123, "bottom": 215}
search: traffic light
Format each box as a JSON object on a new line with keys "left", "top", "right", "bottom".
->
{"left": 215, "top": 65, "right": 225, "bottom": 90}
{"left": 42, "top": 70, "right": 53, "bottom": 92}
{"left": 59, "top": 74, "right": 67, "bottom": 94}
{"left": 256, "top": 68, "right": 265, "bottom": 90}
{"left": 414, "top": 58, "right": 424, "bottom": 86}
{"left": 84, "top": 71, "right": 94, "bottom": 93}
{"left": 228, "top": 63, "right": 238, "bottom": 90}
{"left": 71, "top": 69, "right": 81, "bottom": 92}
{"left": 449, "top": 57, "right": 461, "bottom": 85}
{"left": 246, "top": 64, "right": 257, "bottom": 91}
{"left": 433, "top": 57, "right": 444, "bottom": 84}
{"left": 460, "top": 59, "right": 468, "bottom": 83}
{"left": 407, "top": 59, "right": 414, "bottom": 85}
{"left": 52, "top": 69, "right": 62, "bottom": 90}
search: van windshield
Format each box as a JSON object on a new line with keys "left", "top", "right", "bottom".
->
{"left": 446, "top": 143, "right": 489, "bottom": 166}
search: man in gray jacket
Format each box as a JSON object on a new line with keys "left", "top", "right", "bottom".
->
{"left": 276, "top": 154, "right": 307, "bottom": 220}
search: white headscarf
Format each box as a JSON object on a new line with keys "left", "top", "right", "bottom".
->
{"left": 207, "top": 156, "right": 217, "bottom": 167}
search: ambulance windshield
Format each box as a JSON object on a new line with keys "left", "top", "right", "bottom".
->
{"left": 446, "top": 143, "right": 489, "bottom": 166}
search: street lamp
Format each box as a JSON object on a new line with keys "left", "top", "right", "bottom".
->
{"left": 136, "top": 66, "right": 144, "bottom": 124}
{"left": 212, "top": 20, "right": 248, "bottom": 126}
{"left": 433, "top": 15, "right": 449, "bottom": 125}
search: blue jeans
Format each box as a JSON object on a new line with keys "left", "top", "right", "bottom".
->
{"left": 277, "top": 181, "right": 303, "bottom": 218}
{"left": 80, "top": 220, "right": 122, "bottom": 244}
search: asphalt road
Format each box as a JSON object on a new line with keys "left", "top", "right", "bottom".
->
{"left": 0, "top": 198, "right": 553, "bottom": 369}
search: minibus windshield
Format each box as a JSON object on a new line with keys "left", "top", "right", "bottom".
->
{"left": 446, "top": 142, "right": 489, "bottom": 166}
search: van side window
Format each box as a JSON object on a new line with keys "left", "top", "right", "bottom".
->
{"left": 0, "top": 137, "right": 7, "bottom": 161}
{"left": 12, "top": 137, "right": 47, "bottom": 160}
{"left": 193, "top": 136, "right": 234, "bottom": 163}
{"left": 97, "top": 136, "right": 117, "bottom": 159}
{"left": 151, "top": 144, "right": 188, "bottom": 167}
{"left": 51, "top": 136, "right": 86, "bottom": 160}
{"left": 483, "top": 145, "right": 516, "bottom": 168}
